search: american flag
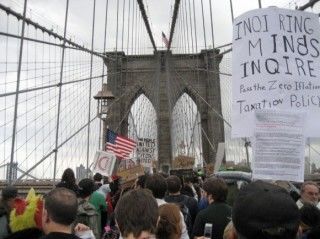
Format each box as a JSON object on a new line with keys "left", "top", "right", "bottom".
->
{"left": 162, "top": 32, "right": 169, "bottom": 48}
{"left": 105, "top": 129, "right": 136, "bottom": 159}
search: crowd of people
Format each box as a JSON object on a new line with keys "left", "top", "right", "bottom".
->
{"left": 0, "top": 168, "right": 320, "bottom": 239}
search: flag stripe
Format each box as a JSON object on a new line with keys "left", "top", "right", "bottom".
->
{"left": 116, "top": 137, "right": 136, "bottom": 146}
{"left": 116, "top": 140, "right": 136, "bottom": 148}
{"left": 105, "top": 129, "right": 136, "bottom": 159}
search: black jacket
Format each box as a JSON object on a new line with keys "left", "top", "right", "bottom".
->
{"left": 5, "top": 228, "right": 43, "bottom": 239}
{"left": 192, "top": 202, "right": 231, "bottom": 239}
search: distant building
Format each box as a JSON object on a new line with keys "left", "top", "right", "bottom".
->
{"left": 76, "top": 164, "right": 87, "bottom": 181}
{"left": 305, "top": 156, "right": 311, "bottom": 176}
{"left": 6, "top": 162, "right": 18, "bottom": 181}
{"left": 311, "top": 162, "right": 317, "bottom": 174}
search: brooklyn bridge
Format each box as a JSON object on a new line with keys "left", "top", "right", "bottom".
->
{"left": 0, "top": 0, "right": 319, "bottom": 186}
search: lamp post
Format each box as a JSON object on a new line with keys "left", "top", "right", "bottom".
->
{"left": 244, "top": 139, "right": 251, "bottom": 168}
{"left": 93, "top": 83, "right": 115, "bottom": 150}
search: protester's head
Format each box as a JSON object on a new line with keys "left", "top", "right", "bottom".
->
{"left": 181, "top": 184, "right": 195, "bottom": 197}
{"left": 300, "top": 181, "right": 319, "bottom": 206}
{"left": 157, "top": 203, "right": 182, "bottom": 239}
{"left": 102, "top": 176, "right": 110, "bottom": 184}
{"left": 115, "top": 189, "right": 159, "bottom": 239}
{"left": 202, "top": 177, "right": 228, "bottom": 203}
{"left": 1, "top": 185, "right": 18, "bottom": 209}
{"left": 42, "top": 188, "right": 78, "bottom": 234}
{"left": 93, "top": 173, "right": 103, "bottom": 183}
{"left": 166, "top": 175, "right": 181, "bottom": 194}
{"left": 232, "top": 181, "right": 300, "bottom": 239}
{"left": 61, "top": 168, "right": 76, "bottom": 185}
{"left": 135, "top": 175, "right": 147, "bottom": 189}
{"left": 145, "top": 174, "right": 167, "bottom": 199}
{"left": 78, "top": 178, "right": 95, "bottom": 199}
{"left": 300, "top": 203, "right": 320, "bottom": 235}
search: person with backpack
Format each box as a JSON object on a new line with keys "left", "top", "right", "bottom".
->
{"left": 76, "top": 178, "right": 100, "bottom": 239}
{"left": 164, "top": 175, "right": 198, "bottom": 228}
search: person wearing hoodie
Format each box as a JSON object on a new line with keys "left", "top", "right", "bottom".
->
{"left": 76, "top": 179, "right": 100, "bottom": 239}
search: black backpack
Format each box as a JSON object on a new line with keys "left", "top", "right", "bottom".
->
{"left": 177, "top": 201, "right": 193, "bottom": 236}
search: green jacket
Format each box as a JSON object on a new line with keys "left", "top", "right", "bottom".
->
{"left": 89, "top": 191, "right": 107, "bottom": 215}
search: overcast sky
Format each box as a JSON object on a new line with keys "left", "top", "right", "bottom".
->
{"left": 3, "top": 0, "right": 315, "bottom": 51}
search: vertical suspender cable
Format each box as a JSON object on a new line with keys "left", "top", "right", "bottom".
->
{"left": 181, "top": 1, "right": 187, "bottom": 53}
{"left": 188, "top": 0, "right": 194, "bottom": 53}
{"left": 208, "top": 0, "right": 215, "bottom": 49}
{"left": 200, "top": 0, "right": 207, "bottom": 50}
{"left": 127, "top": 0, "right": 131, "bottom": 55}
{"left": 100, "top": 0, "right": 109, "bottom": 150}
{"left": 131, "top": 0, "right": 135, "bottom": 55}
{"left": 9, "top": 0, "right": 28, "bottom": 184}
{"left": 229, "top": 0, "right": 234, "bottom": 23}
{"left": 121, "top": 0, "right": 126, "bottom": 51}
{"left": 137, "top": 11, "right": 140, "bottom": 54}
{"left": 86, "top": 0, "right": 96, "bottom": 177}
{"left": 192, "top": 0, "right": 198, "bottom": 53}
{"left": 183, "top": 0, "right": 190, "bottom": 53}
{"left": 182, "top": 0, "right": 189, "bottom": 53}
{"left": 116, "top": 0, "right": 119, "bottom": 52}
{"left": 53, "top": 0, "right": 70, "bottom": 182}
{"left": 135, "top": 0, "right": 138, "bottom": 54}
{"left": 192, "top": 0, "right": 202, "bottom": 162}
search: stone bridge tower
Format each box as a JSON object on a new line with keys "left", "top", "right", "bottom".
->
{"left": 104, "top": 50, "right": 224, "bottom": 171}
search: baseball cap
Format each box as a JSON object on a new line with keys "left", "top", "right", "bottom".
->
{"left": 232, "top": 180, "right": 300, "bottom": 239}
{"left": 2, "top": 185, "right": 18, "bottom": 200}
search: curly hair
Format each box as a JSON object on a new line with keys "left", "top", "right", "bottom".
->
{"left": 157, "top": 203, "right": 182, "bottom": 239}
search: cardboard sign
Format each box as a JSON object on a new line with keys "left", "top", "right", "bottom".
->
{"left": 93, "top": 151, "right": 116, "bottom": 177}
{"left": 232, "top": 7, "right": 320, "bottom": 138}
{"left": 117, "top": 165, "right": 145, "bottom": 182}
{"left": 170, "top": 169, "right": 195, "bottom": 180}
{"left": 172, "top": 155, "right": 195, "bottom": 169}
{"left": 118, "top": 158, "right": 136, "bottom": 171}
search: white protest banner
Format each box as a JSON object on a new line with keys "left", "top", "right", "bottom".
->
{"left": 93, "top": 151, "right": 117, "bottom": 177}
{"left": 137, "top": 138, "right": 156, "bottom": 167}
{"left": 252, "top": 109, "right": 306, "bottom": 182}
{"left": 232, "top": 7, "right": 320, "bottom": 138}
